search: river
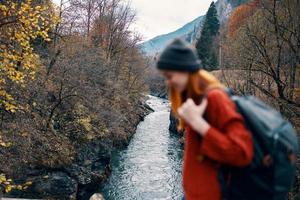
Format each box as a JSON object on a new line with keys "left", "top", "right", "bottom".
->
{"left": 101, "top": 95, "right": 184, "bottom": 200}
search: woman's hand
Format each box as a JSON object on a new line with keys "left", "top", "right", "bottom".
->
{"left": 177, "top": 98, "right": 210, "bottom": 136}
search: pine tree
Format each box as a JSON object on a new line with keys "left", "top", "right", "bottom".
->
{"left": 195, "top": 2, "right": 220, "bottom": 71}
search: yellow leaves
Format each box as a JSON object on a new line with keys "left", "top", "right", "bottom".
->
{"left": 78, "top": 117, "right": 93, "bottom": 132}
{"left": 35, "top": 5, "right": 42, "bottom": 11}
{"left": 0, "top": 0, "right": 59, "bottom": 112}
{"left": 0, "top": 174, "right": 13, "bottom": 193}
{"left": 0, "top": 89, "right": 18, "bottom": 112}
{"left": 5, "top": 185, "right": 12, "bottom": 193}
{"left": 0, "top": 135, "right": 12, "bottom": 148}
{"left": 24, "top": 181, "right": 32, "bottom": 186}
{"left": 3, "top": 102, "right": 17, "bottom": 113}
{"left": 0, "top": 174, "right": 6, "bottom": 183}
{"left": 22, "top": 186, "right": 29, "bottom": 190}
{"left": 0, "top": 173, "right": 33, "bottom": 193}
{"left": 21, "top": 131, "right": 29, "bottom": 137}
{"left": 0, "top": 5, "right": 8, "bottom": 15}
{"left": 16, "top": 185, "right": 23, "bottom": 190}
{"left": 43, "top": 175, "right": 49, "bottom": 179}
{"left": 11, "top": 3, "right": 16, "bottom": 10}
{"left": 0, "top": 90, "right": 13, "bottom": 101}
{"left": 0, "top": 141, "right": 12, "bottom": 148}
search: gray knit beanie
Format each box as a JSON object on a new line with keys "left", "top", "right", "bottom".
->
{"left": 156, "top": 38, "right": 202, "bottom": 72}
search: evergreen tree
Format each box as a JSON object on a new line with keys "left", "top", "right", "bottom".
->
{"left": 196, "top": 2, "right": 220, "bottom": 71}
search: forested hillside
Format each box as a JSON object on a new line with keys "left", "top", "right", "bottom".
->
{"left": 220, "top": 0, "right": 299, "bottom": 130}
{"left": 0, "top": 0, "right": 152, "bottom": 199}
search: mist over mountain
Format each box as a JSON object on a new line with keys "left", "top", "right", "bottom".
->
{"left": 140, "top": 0, "right": 246, "bottom": 56}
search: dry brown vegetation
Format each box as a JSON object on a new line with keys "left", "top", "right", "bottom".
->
{"left": 0, "top": 0, "right": 151, "bottom": 197}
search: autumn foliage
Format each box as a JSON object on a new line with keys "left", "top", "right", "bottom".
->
{"left": 0, "top": 0, "right": 58, "bottom": 112}
{"left": 0, "top": 0, "right": 149, "bottom": 197}
{"left": 228, "top": 0, "right": 259, "bottom": 38}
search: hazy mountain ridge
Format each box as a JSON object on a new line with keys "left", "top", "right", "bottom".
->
{"left": 139, "top": 15, "right": 205, "bottom": 56}
{"left": 140, "top": 0, "right": 246, "bottom": 56}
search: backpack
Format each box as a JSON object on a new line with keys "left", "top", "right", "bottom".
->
{"left": 218, "top": 88, "right": 299, "bottom": 200}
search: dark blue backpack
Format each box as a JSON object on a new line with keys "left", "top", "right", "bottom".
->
{"left": 219, "top": 88, "right": 299, "bottom": 200}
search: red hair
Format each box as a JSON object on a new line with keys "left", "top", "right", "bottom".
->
{"left": 169, "top": 69, "right": 224, "bottom": 131}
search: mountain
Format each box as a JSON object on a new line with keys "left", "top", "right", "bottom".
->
{"left": 139, "top": 15, "right": 205, "bottom": 56}
{"left": 139, "top": 0, "right": 244, "bottom": 56}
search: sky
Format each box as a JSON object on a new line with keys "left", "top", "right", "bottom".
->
{"left": 127, "top": 0, "right": 213, "bottom": 41}
{"left": 53, "top": 0, "right": 213, "bottom": 41}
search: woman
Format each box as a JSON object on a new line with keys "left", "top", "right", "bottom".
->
{"left": 156, "top": 38, "right": 253, "bottom": 200}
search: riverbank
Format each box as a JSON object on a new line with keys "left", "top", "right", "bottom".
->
{"left": 0, "top": 96, "right": 153, "bottom": 200}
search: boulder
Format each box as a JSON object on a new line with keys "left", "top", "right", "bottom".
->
{"left": 30, "top": 172, "right": 77, "bottom": 199}
{"left": 89, "top": 193, "right": 105, "bottom": 200}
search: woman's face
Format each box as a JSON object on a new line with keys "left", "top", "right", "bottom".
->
{"left": 161, "top": 70, "right": 189, "bottom": 93}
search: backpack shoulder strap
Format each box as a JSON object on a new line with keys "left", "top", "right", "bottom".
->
{"left": 224, "top": 87, "right": 234, "bottom": 97}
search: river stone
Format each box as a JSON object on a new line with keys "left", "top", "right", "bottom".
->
{"left": 169, "top": 111, "right": 180, "bottom": 134}
{"left": 76, "top": 139, "right": 112, "bottom": 164}
{"left": 89, "top": 193, "right": 105, "bottom": 200}
{"left": 67, "top": 139, "right": 111, "bottom": 184}
{"left": 70, "top": 139, "right": 112, "bottom": 199}
{"left": 30, "top": 172, "right": 77, "bottom": 198}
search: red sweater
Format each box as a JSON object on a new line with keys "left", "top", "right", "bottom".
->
{"left": 182, "top": 89, "right": 253, "bottom": 200}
